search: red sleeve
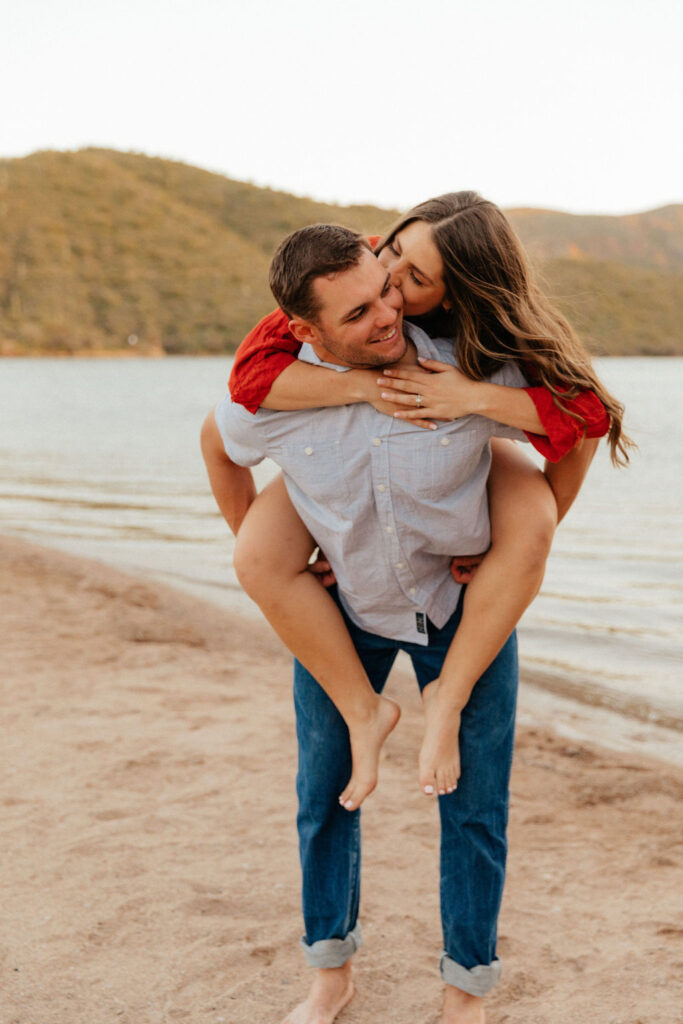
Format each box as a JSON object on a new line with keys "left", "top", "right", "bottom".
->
{"left": 228, "top": 309, "right": 301, "bottom": 413}
{"left": 523, "top": 386, "right": 610, "bottom": 462}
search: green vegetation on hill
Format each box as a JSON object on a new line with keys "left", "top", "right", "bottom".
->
{"left": 0, "top": 148, "right": 680, "bottom": 356}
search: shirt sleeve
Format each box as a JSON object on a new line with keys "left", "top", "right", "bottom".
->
{"left": 228, "top": 309, "right": 301, "bottom": 413}
{"left": 523, "top": 386, "right": 610, "bottom": 463}
{"left": 213, "top": 395, "right": 267, "bottom": 468}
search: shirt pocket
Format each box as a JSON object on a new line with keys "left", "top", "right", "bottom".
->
{"left": 409, "top": 428, "right": 487, "bottom": 500}
{"left": 272, "top": 439, "right": 352, "bottom": 510}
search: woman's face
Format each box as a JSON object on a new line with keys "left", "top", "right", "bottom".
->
{"left": 377, "top": 219, "right": 447, "bottom": 317}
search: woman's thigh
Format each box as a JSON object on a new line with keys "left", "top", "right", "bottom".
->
{"left": 488, "top": 439, "right": 556, "bottom": 549}
{"left": 233, "top": 473, "right": 316, "bottom": 582}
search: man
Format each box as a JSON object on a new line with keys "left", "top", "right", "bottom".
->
{"left": 201, "top": 225, "right": 592, "bottom": 1024}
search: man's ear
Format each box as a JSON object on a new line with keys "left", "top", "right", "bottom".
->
{"left": 288, "top": 317, "right": 319, "bottom": 345}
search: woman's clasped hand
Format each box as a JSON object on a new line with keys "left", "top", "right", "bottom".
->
{"left": 379, "top": 357, "right": 485, "bottom": 423}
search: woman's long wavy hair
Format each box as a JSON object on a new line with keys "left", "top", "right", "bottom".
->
{"left": 376, "top": 191, "right": 633, "bottom": 465}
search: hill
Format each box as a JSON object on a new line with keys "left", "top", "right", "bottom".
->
{"left": 0, "top": 148, "right": 680, "bottom": 356}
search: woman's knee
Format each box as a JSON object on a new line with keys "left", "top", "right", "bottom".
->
{"left": 232, "top": 527, "right": 270, "bottom": 596}
{"left": 492, "top": 463, "right": 556, "bottom": 545}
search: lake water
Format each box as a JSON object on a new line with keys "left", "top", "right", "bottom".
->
{"left": 1, "top": 356, "right": 681, "bottom": 733}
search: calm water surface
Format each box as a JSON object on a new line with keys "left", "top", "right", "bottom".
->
{"left": 1, "top": 357, "right": 681, "bottom": 727}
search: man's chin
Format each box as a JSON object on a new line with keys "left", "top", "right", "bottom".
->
{"left": 376, "top": 335, "right": 409, "bottom": 368}
{"left": 371, "top": 332, "right": 407, "bottom": 367}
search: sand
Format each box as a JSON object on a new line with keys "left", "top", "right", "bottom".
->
{"left": 1, "top": 535, "right": 681, "bottom": 1024}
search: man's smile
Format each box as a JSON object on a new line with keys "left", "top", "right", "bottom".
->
{"left": 371, "top": 323, "right": 401, "bottom": 345}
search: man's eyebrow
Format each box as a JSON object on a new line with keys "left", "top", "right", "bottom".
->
{"left": 341, "top": 301, "right": 367, "bottom": 323}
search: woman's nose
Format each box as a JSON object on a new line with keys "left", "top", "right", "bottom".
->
{"left": 389, "top": 259, "right": 404, "bottom": 288}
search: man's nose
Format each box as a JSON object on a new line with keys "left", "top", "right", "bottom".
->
{"left": 375, "top": 296, "right": 400, "bottom": 327}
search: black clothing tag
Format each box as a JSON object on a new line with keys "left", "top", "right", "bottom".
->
{"left": 415, "top": 612, "right": 427, "bottom": 635}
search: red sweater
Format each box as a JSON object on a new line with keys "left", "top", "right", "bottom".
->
{"left": 228, "top": 311, "right": 609, "bottom": 463}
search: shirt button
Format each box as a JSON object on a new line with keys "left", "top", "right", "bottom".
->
{"left": 372, "top": 437, "right": 382, "bottom": 446}
{"left": 386, "top": 526, "right": 393, "bottom": 534}
{"left": 304, "top": 446, "right": 314, "bottom": 455}
{"left": 378, "top": 484, "right": 386, "bottom": 493}
{"left": 409, "top": 587, "right": 416, "bottom": 595}
{"left": 440, "top": 437, "right": 451, "bottom": 446}
{"left": 396, "top": 562, "right": 404, "bottom": 569}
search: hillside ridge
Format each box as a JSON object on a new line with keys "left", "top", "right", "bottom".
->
{"left": 0, "top": 148, "right": 680, "bottom": 356}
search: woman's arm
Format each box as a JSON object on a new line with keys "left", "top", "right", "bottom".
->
{"left": 378, "top": 357, "right": 610, "bottom": 462}
{"left": 380, "top": 358, "right": 546, "bottom": 431}
{"left": 228, "top": 309, "right": 300, "bottom": 413}
{"left": 228, "top": 309, "right": 436, "bottom": 424}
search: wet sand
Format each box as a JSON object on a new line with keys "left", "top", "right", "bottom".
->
{"left": 2, "top": 535, "right": 682, "bottom": 1023}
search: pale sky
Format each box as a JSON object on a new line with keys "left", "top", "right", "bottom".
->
{"left": 3, "top": 0, "right": 681, "bottom": 215}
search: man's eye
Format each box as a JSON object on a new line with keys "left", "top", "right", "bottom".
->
{"left": 350, "top": 309, "right": 366, "bottom": 321}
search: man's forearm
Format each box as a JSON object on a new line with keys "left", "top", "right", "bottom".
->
{"left": 200, "top": 410, "right": 257, "bottom": 535}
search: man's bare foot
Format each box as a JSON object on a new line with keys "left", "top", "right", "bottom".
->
{"left": 338, "top": 696, "right": 401, "bottom": 811}
{"left": 441, "top": 984, "right": 486, "bottom": 1023}
{"left": 418, "top": 680, "right": 461, "bottom": 796}
{"left": 281, "top": 964, "right": 354, "bottom": 1024}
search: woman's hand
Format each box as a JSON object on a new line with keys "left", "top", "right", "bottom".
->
{"left": 378, "top": 357, "right": 484, "bottom": 421}
{"left": 351, "top": 368, "right": 436, "bottom": 429}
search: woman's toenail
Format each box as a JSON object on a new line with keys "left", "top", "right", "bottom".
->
{"left": 424, "top": 785, "right": 434, "bottom": 794}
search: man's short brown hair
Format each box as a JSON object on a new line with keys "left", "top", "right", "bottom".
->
{"left": 269, "top": 224, "right": 371, "bottom": 322}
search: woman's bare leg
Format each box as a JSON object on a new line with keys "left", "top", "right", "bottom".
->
{"left": 233, "top": 474, "right": 400, "bottom": 810}
{"left": 419, "top": 440, "right": 557, "bottom": 796}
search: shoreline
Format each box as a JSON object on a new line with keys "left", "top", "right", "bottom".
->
{"left": 5, "top": 529, "right": 682, "bottom": 766}
{"left": 2, "top": 532, "right": 682, "bottom": 1023}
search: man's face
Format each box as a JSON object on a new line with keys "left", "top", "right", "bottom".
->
{"left": 295, "top": 248, "right": 407, "bottom": 368}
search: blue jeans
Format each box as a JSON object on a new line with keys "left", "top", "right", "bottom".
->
{"left": 293, "top": 590, "right": 519, "bottom": 997}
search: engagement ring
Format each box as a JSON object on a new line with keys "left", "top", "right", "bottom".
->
{"left": 415, "top": 394, "right": 423, "bottom": 408}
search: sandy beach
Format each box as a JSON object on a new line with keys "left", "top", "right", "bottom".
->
{"left": 2, "top": 534, "right": 682, "bottom": 1024}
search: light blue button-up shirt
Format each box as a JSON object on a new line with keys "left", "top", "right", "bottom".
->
{"left": 215, "top": 322, "right": 528, "bottom": 644}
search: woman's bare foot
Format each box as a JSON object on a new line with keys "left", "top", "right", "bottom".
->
{"left": 418, "top": 681, "right": 462, "bottom": 796}
{"left": 338, "top": 696, "right": 401, "bottom": 811}
{"left": 281, "top": 964, "right": 354, "bottom": 1024}
{"left": 441, "top": 985, "right": 486, "bottom": 1023}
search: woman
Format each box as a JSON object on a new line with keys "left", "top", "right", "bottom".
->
{"left": 220, "top": 191, "right": 631, "bottom": 810}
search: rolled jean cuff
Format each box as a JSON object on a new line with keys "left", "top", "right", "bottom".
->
{"left": 439, "top": 951, "right": 501, "bottom": 996}
{"left": 300, "top": 923, "right": 363, "bottom": 968}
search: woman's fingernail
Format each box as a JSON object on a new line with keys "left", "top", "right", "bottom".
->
{"left": 429, "top": 424, "right": 437, "bottom": 430}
